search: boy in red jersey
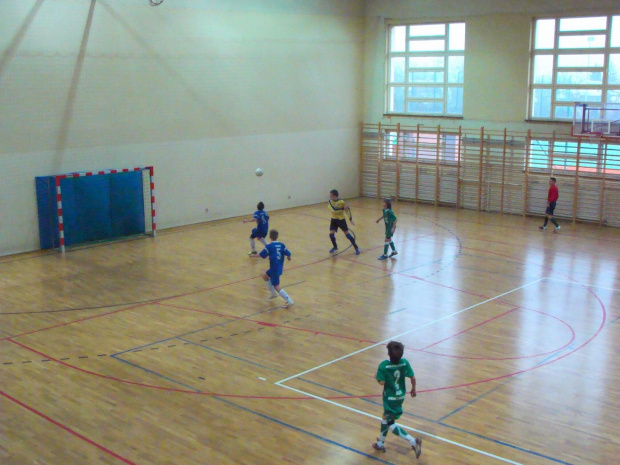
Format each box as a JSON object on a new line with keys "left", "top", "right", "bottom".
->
{"left": 539, "top": 177, "right": 561, "bottom": 232}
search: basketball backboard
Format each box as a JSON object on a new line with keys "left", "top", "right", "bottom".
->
{"left": 572, "top": 102, "right": 620, "bottom": 139}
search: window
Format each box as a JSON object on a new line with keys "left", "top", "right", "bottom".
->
{"left": 386, "top": 22, "right": 465, "bottom": 116}
{"left": 530, "top": 15, "right": 620, "bottom": 120}
{"left": 528, "top": 139, "right": 620, "bottom": 175}
{"left": 383, "top": 130, "right": 460, "bottom": 163}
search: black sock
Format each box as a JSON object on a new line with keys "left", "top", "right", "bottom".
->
{"left": 346, "top": 233, "right": 358, "bottom": 249}
{"left": 543, "top": 217, "right": 549, "bottom": 227}
{"left": 551, "top": 218, "right": 559, "bottom": 227}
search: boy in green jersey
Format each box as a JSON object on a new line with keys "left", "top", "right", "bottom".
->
{"left": 372, "top": 341, "right": 422, "bottom": 458}
{"left": 375, "top": 199, "right": 397, "bottom": 260}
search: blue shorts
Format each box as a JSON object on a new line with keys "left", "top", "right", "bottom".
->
{"left": 251, "top": 228, "right": 267, "bottom": 239}
{"left": 266, "top": 269, "right": 281, "bottom": 286}
{"left": 545, "top": 201, "right": 557, "bottom": 216}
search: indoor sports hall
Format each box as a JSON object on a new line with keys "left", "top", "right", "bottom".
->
{"left": 1, "top": 1, "right": 619, "bottom": 465}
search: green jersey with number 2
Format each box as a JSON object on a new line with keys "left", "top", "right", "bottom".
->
{"left": 376, "top": 358, "right": 414, "bottom": 417}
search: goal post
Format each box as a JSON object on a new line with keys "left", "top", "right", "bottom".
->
{"left": 36, "top": 166, "right": 156, "bottom": 253}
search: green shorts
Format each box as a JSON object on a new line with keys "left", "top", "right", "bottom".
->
{"left": 383, "top": 399, "right": 404, "bottom": 420}
{"left": 385, "top": 225, "right": 396, "bottom": 239}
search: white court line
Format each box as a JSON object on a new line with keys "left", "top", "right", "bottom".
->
{"left": 274, "top": 278, "right": 546, "bottom": 464}
{"left": 545, "top": 276, "right": 620, "bottom": 292}
{"left": 276, "top": 277, "right": 545, "bottom": 384}
{"left": 276, "top": 383, "right": 524, "bottom": 465}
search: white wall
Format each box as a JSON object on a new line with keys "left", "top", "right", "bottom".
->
{"left": 0, "top": 0, "right": 364, "bottom": 255}
{"left": 363, "top": 0, "right": 619, "bottom": 130}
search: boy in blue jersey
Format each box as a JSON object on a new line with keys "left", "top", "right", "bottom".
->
{"left": 372, "top": 341, "right": 422, "bottom": 458}
{"left": 260, "top": 229, "right": 294, "bottom": 308}
{"left": 243, "top": 202, "right": 269, "bottom": 256}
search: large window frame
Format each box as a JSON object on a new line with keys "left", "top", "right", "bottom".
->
{"left": 529, "top": 14, "right": 620, "bottom": 121}
{"left": 386, "top": 22, "right": 465, "bottom": 117}
{"left": 383, "top": 130, "right": 461, "bottom": 164}
{"left": 529, "top": 139, "right": 620, "bottom": 176}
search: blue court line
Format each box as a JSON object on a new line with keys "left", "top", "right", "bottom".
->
{"left": 356, "top": 258, "right": 448, "bottom": 285}
{"left": 111, "top": 355, "right": 396, "bottom": 464}
{"left": 437, "top": 423, "right": 575, "bottom": 465}
{"left": 296, "top": 372, "right": 576, "bottom": 465}
{"left": 436, "top": 374, "right": 516, "bottom": 423}
{"left": 298, "top": 378, "right": 433, "bottom": 423}
{"left": 213, "top": 396, "right": 396, "bottom": 465}
{"left": 389, "top": 307, "right": 408, "bottom": 314}
{"left": 399, "top": 256, "right": 450, "bottom": 273}
{"left": 608, "top": 315, "right": 620, "bottom": 325}
{"left": 438, "top": 347, "right": 572, "bottom": 422}
{"left": 111, "top": 355, "right": 201, "bottom": 392}
{"left": 176, "top": 337, "right": 285, "bottom": 374}
{"left": 452, "top": 265, "right": 535, "bottom": 281}
{"left": 355, "top": 273, "right": 398, "bottom": 285}
{"left": 112, "top": 305, "right": 282, "bottom": 356}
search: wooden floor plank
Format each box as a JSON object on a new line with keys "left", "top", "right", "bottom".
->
{"left": 1, "top": 199, "right": 618, "bottom": 464}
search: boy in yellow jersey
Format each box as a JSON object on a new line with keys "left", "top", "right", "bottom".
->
{"left": 328, "top": 190, "right": 360, "bottom": 255}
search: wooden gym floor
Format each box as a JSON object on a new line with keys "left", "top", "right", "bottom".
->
{"left": 1, "top": 198, "right": 619, "bottom": 465}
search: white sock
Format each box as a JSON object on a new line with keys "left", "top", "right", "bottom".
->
{"left": 378, "top": 420, "right": 388, "bottom": 442}
{"left": 279, "top": 289, "right": 292, "bottom": 303}
{"left": 259, "top": 237, "right": 268, "bottom": 246}
{"left": 266, "top": 281, "right": 276, "bottom": 295}
{"left": 249, "top": 238, "right": 256, "bottom": 251}
{"left": 389, "top": 424, "right": 416, "bottom": 446}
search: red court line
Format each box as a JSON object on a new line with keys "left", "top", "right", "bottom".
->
{"left": 0, "top": 230, "right": 433, "bottom": 342}
{"left": 0, "top": 302, "right": 153, "bottom": 342}
{"left": 0, "top": 388, "right": 137, "bottom": 465}
{"left": 417, "top": 307, "right": 576, "bottom": 361}
{"left": 420, "top": 307, "right": 520, "bottom": 350}
{"left": 2, "top": 247, "right": 362, "bottom": 341}
{"left": 435, "top": 233, "right": 617, "bottom": 264}
{"left": 3, "top": 232, "right": 436, "bottom": 342}
{"left": 7, "top": 338, "right": 311, "bottom": 400}
{"left": 349, "top": 202, "right": 620, "bottom": 245}
{"left": 6, "top": 208, "right": 607, "bottom": 402}
{"left": 340, "top": 255, "right": 491, "bottom": 302}
{"left": 352, "top": 236, "right": 595, "bottom": 312}
{"left": 156, "top": 302, "right": 376, "bottom": 343}
{"left": 417, "top": 307, "right": 602, "bottom": 394}
{"left": 326, "top": 296, "right": 600, "bottom": 397}
{"left": 6, "top": 296, "right": 599, "bottom": 401}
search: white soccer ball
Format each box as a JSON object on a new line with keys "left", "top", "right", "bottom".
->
{"left": 255, "top": 168, "right": 264, "bottom": 177}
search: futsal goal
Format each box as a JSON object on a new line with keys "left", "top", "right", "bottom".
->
{"left": 35, "top": 167, "right": 156, "bottom": 252}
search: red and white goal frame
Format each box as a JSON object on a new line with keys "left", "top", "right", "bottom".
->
{"left": 55, "top": 166, "right": 156, "bottom": 253}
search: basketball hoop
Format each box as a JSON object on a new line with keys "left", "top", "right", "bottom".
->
{"left": 586, "top": 131, "right": 604, "bottom": 145}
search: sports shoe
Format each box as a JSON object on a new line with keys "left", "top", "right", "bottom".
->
{"left": 389, "top": 251, "right": 398, "bottom": 257}
{"left": 539, "top": 226, "right": 546, "bottom": 230}
{"left": 378, "top": 255, "right": 388, "bottom": 260}
{"left": 554, "top": 226, "right": 561, "bottom": 233}
{"left": 355, "top": 248, "right": 360, "bottom": 255}
{"left": 372, "top": 441, "right": 386, "bottom": 453}
{"left": 269, "top": 293, "right": 279, "bottom": 299}
{"left": 283, "top": 300, "right": 294, "bottom": 308}
{"left": 329, "top": 247, "right": 338, "bottom": 253}
{"left": 248, "top": 250, "right": 258, "bottom": 255}
{"left": 413, "top": 438, "right": 422, "bottom": 458}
